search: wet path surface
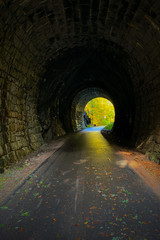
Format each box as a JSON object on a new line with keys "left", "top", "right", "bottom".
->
{"left": 0, "top": 127, "right": 160, "bottom": 240}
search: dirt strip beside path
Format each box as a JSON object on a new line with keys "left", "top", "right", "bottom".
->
{"left": 0, "top": 136, "right": 67, "bottom": 203}
{"left": 113, "top": 144, "right": 160, "bottom": 199}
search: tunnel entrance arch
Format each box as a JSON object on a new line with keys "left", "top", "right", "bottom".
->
{"left": 71, "top": 88, "right": 114, "bottom": 132}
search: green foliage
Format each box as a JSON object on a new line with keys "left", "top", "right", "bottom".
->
{"left": 104, "top": 122, "right": 114, "bottom": 130}
{"left": 86, "top": 124, "right": 92, "bottom": 128}
{"left": 85, "top": 97, "right": 115, "bottom": 127}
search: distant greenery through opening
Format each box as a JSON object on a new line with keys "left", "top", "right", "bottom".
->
{"left": 84, "top": 97, "right": 115, "bottom": 130}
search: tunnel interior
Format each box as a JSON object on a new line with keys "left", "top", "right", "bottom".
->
{"left": 38, "top": 47, "right": 135, "bottom": 143}
{"left": 0, "top": 0, "right": 160, "bottom": 172}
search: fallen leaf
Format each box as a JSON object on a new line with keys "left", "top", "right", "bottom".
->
{"left": 90, "top": 206, "right": 97, "bottom": 209}
{"left": 75, "top": 224, "right": 79, "bottom": 227}
{"left": 0, "top": 206, "right": 8, "bottom": 210}
{"left": 21, "top": 212, "right": 29, "bottom": 217}
{"left": 53, "top": 218, "right": 57, "bottom": 222}
{"left": 34, "top": 193, "right": 39, "bottom": 197}
{"left": 133, "top": 215, "right": 138, "bottom": 220}
{"left": 20, "top": 227, "right": 24, "bottom": 232}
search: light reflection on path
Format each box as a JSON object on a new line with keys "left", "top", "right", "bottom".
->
{"left": 0, "top": 126, "right": 160, "bottom": 240}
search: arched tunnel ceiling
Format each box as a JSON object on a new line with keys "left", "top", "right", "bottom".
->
{"left": 73, "top": 88, "right": 112, "bottom": 112}
{"left": 1, "top": 0, "right": 160, "bottom": 75}
{"left": 38, "top": 47, "right": 135, "bottom": 142}
{"left": 38, "top": 45, "right": 134, "bottom": 108}
{"left": 0, "top": 0, "right": 160, "bottom": 171}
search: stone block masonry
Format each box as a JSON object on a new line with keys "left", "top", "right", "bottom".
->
{"left": 0, "top": 0, "right": 160, "bottom": 171}
{"left": 0, "top": 69, "right": 43, "bottom": 172}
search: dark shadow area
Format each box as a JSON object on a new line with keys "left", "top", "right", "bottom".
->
{"left": 38, "top": 46, "right": 135, "bottom": 147}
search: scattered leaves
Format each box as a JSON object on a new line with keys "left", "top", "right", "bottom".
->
{"left": 21, "top": 212, "right": 29, "bottom": 217}
{"left": 42, "top": 184, "right": 49, "bottom": 188}
{"left": 121, "top": 200, "right": 129, "bottom": 203}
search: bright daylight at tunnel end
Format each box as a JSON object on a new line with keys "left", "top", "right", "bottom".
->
{"left": 0, "top": 1, "right": 160, "bottom": 171}
{"left": 84, "top": 97, "right": 115, "bottom": 129}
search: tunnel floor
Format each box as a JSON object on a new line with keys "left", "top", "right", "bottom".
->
{"left": 0, "top": 128, "right": 160, "bottom": 240}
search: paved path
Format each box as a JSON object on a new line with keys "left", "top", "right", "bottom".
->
{"left": 0, "top": 127, "right": 160, "bottom": 240}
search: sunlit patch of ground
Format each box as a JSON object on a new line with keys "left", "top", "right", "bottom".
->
{"left": 114, "top": 145, "right": 160, "bottom": 199}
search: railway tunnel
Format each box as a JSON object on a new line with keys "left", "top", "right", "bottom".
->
{"left": 0, "top": 0, "right": 160, "bottom": 173}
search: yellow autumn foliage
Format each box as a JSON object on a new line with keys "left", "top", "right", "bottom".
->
{"left": 84, "top": 97, "right": 115, "bottom": 127}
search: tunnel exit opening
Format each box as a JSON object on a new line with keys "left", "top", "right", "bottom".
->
{"left": 70, "top": 88, "right": 115, "bottom": 133}
{"left": 84, "top": 97, "right": 115, "bottom": 130}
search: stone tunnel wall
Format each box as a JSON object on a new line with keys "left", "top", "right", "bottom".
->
{"left": 0, "top": 25, "right": 43, "bottom": 172}
{"left": 38, "top": 98, "right": 66, "bottom": 142}
{"left": 0, "top": 71, "right": 43, "bottom": 172}
{"left": 132, "top": 69, "right": 160, "bottom": 163}
{"left": 0, "top": 0, "right": 160, "bottom": 171}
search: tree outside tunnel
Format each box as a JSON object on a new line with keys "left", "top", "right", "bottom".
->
{"left": 84, "top": 97, "right": 115, "bottom": 129}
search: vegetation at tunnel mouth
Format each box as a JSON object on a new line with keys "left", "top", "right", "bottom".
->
{"left": 84, "top": 97, "right": 115, "bottom": 129}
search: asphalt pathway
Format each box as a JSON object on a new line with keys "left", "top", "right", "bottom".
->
{"left": 0, "top": 127, "right": 160, "bottom": 240}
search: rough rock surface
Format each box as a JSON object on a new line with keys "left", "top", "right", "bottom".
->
{"left": 0, "top": 0, "right": 160, "bottom": 171}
